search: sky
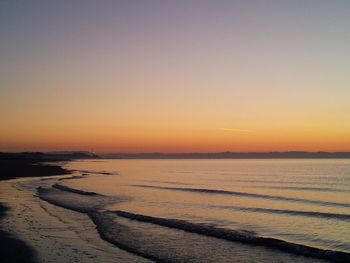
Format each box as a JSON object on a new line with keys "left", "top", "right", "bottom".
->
{"left": 1, "top": 0, "right": 350, "bottom": 153}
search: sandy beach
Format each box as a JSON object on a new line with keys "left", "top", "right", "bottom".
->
{"left": 0, "top": 202, "right": 37, "bottom": 263}
{"left": 0, "top": 177, "right": 150, "bottom": 263}
{"left": 0, "top": 159, "right": 149, "bottom": 263}
{"left": 0, "top": 158, "right": 70, "bottom": 263}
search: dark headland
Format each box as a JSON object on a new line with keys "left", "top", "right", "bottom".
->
{"left": 0, "top": 151, "right": 98, "bottom": 180}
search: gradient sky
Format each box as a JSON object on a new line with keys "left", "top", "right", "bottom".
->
{"left": 1, "top": 0, "right": 350, "bottom": 153}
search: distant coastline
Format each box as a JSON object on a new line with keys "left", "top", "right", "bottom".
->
{"left": 101, "top": 151, "right": 350, "bottom": 159}
{"left": 2, "top": 151, "right": 350, "bottom": 161}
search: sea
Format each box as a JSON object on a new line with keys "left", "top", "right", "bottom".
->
{"left": 37, "top": 159, "right": 350, "bottom": 262}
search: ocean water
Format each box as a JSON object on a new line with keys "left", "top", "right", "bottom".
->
{"left": 39, "top": 159, "right": 350, "bottom": 262}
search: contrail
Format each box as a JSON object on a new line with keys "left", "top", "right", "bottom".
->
{"left": 210, "top": 127, "right": 256, "bottom": 133}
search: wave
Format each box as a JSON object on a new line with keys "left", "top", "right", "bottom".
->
{"left": 134, "top": 185, "right": 350, "bottom": 208}
{"left": 210, "top": 205, "right": 350, "bottom": 221}
{"left": 113, "top": 210, "right": 350, "bottom": 262}
{"left": 89, "top": 212, "right": 169, "bottom": 262}
{"left": 57, "top": 174, "right": 87, "bottom": 181}
{"left": 247, "top": 185, "right": 350, "bottom": 193}
{"left": 37, "top": 186, "right": 113, "bottom": 213}
{"left": 143, "top": 180, "right": 193, "bottom": 186}
{"left": 37, "top": 184, "right": 350, "bottom": 262}
{"left": 72, "top": 169, "right": 119, "bottom": 176}
{"left": 223, "top": 179, "right": 349, "bottom": 186}
{"left": 53, "top": 183, "right": 102, "bottom": 196}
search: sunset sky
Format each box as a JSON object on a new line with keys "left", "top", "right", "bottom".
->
{"left": 1, "top": 1, "right": 350, "bottom": 153}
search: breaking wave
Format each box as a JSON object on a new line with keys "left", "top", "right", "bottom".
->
{"left": 53, "top": 183, "right": 102, "bottom": 196}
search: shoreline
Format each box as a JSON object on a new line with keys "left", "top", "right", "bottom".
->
{"left": 0, "top": 159, "right": 71, "bottom": 263}
{"left": 0, "top": 159, "right": 150, "bottom": 263}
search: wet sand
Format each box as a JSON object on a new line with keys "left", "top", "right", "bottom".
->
{"left": 0, "top": 202, "right": 37, "bottom": 263}
{"left": 0, "top": 158, "right": 148, "bottom": 263}
{"left": 0, "top": 178, "right": 150, "bottom": 263}
{"left": 0, "top": 158, "right": 69, "bottom": 263}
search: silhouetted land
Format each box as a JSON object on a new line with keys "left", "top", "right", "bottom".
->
{"left": 101, "top": 151, "right": 350, "bottom": 159}
{"left": 0, "top": 151, "right": 99, "bottom": 161}
{"left": 0, "top": 160, "right": 71, "bottom": 181}
{"left": 0, "top": 151, "right": 99, "bottom": 180}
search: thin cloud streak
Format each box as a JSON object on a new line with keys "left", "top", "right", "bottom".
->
{"left": 209, "top": 128, "right": 256, "bottom": 133}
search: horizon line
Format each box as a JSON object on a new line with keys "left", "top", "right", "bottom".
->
{"left": 3, "top": 150, "right": 350, "bottom": 155}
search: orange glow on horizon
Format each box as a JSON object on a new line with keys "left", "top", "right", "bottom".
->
{"left": 1, "top": 123, "right": 350, "bottom": 153}
{"left": 1, "top": 1, "right": 350, "bottom": 153}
